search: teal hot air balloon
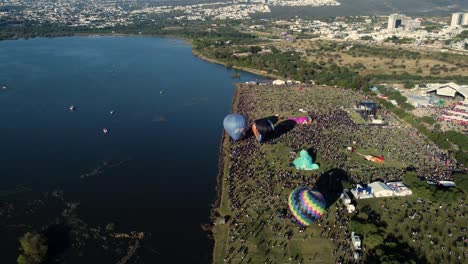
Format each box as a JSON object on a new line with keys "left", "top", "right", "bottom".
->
{"left": 293, "top": 150, "right": 319, "bottom": 170}
{"left": 223, "top": 114, "right": 247, "bottom": 141}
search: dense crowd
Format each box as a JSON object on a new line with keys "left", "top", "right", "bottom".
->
{"left": 414, "top": 102, "right": 468, "bottom": 133}
{"left": 239, "top": 84, "right": 460, "bottom": 183}
{"left": 220, "top": 84, "right": 463, "bottom": 263}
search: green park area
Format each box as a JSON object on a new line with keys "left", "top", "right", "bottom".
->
{"left": 212, "top": 84, "right": 467, "bottom": 264}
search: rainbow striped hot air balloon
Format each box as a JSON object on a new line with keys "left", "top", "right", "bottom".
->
{"left": 288, "top": 187, "right": 326, "bottom": 226}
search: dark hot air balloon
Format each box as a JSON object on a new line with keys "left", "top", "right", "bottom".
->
{"left": 252, "top": 118, "right": 275, "bottom": 142}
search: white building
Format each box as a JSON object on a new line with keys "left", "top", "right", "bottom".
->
{"left": 451, "top": 13, "right": 468, "bottom": 27}
{"left": 272, "top": 79, "right": 285, "bottom": 85}
{"left": 350, "top": 184, "right": 373, "bottom": 199}
{"left": 426, "top": 82, "right": 468, "bottom": 102}
{"left": 346, "top": 204, "right": 356, "bottom": 213}
{"left": 371, "top": 118, "right": 384, "bottom": 124}
{"left": 352, "top": 182, "right": 413, "bottom": 199}
{"left": 340, "top": 191, "right": 352, "bottom": 205}
{"left": 351, "top": 232, "right": 361, "bottom": 250}
{"left": 369, "top": 181, "right": 394, "bottom": 198}
{"left": 439, "top": 181, "right": 456, "bottom": 187}
{"left": 387, "top": 14, "right": 420, "bottom": 31}
{"left": 386, "top": 181, "right": 413, "bottom": 196}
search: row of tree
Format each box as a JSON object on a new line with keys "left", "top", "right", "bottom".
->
{"left": 194, "top": 40, "right": 370, "bottom": 89}
{"left": 17, "top": 232, "right": 48, "bottom": 264}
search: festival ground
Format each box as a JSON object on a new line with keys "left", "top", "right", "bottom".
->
{"left": 212, "top": 84, "right": 467, "bottom": 264}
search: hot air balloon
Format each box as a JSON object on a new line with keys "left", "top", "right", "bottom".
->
{"left": 370, "top": 156, "right": 384, "bottom": 163}
{"left": 357, "top": 153, "right": 384, "bottom": 163}
{"left": 293, "top": 149, "right": 319, "bottom": 170}
{"left": 288, "top": 187, "right": 326, "bottom": 226}
{"left": 252, "top": 118, "right": 275, "bottom": 142}
{"left": 223, "top": 114, "right": 247, "bottom": 141}
{"left": 288, "top": 116, "right": 312, "bottom": 125}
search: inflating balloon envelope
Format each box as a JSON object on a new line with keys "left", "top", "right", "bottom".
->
{"left": 293, "top": 149, "right": 319, "bottom": 170}
{"left": 252, "top": 118, "right": 275, "bottom": 142}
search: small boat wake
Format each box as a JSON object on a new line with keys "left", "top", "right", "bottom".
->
{"left": 183, "top": 97, "right": 209, "bottom": 107}
{"left": 79, "top": 158, "right": 132, "bottom": 179}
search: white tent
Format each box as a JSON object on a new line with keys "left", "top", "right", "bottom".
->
{"left": 272, "top": 79, "right": 285, "bottom": 85}
{"left": 369, "top": 182, "right": 394, "bottom": 197}
{"left": 427, "top": 82, "right": 468, "bottom": 101}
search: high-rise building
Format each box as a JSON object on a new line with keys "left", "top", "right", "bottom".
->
{"left": 387, "top": 14, "right": 420, "bottom": 31}
{"left": 451, "top": 13, "right": 468, "bottom": 27}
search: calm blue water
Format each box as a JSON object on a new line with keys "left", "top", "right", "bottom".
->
{"left": 0, "top": 36, "right": 264, "bottom": 263}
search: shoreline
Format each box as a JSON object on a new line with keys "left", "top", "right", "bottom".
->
{"left": 191, "top": 50, "right": 281, "bottom": 80}
{"left": 77, "top": 33, "right": 194, "bottom": 45}
{"left": 212, "top": 87, "right": 239, "bottom": 211}
{"left": 0, "top": 32, "right": 193, "bottom": 46}
{"left": 211, "top": 86, "right": 243, "bottom": 264}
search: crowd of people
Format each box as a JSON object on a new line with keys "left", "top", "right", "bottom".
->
{"left": 414, "top": 101, "right": 468, "bottom": 133}
{"left": 219, "top": 84, "right": 463, "bottom": 263}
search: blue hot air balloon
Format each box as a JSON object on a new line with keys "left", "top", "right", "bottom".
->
{"left": 223, "top": 114, "right": 247, "bottom": 141}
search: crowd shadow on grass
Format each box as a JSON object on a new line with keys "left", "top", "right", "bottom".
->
{"left": 314, "top": 168, "right": 348, "bottom": 208}
{"left": 306, "top": 148, "right": 318, "bottom": 163}
{"left": 366, "top": 234, "right": 428, "bottom": 264}
{"left": 352, "top": 204, "right": 388, "bottom": 229}
{"left": 43, "top": 224, "right": 71, "bottom": 260}
{"left": 273, "top": 120, "right": 296, "bottom": 138}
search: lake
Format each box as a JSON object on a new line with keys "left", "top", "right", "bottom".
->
{"left": 0, "top": 36, "right": 264, "bottom": 263}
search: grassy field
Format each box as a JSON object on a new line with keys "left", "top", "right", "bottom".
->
{"left": 351, "top": 187, "right": 467, "bottom": 263}
{"left": 212, "top": 84, "right": 466, "bottom": 263}
{"left": 272, "top": 39, "right": 468, "bottom": 80}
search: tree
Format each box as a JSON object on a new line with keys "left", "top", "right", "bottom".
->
{"left": 105, "top": 222, "right": 116, "bottom": 232}
{"left": 365, "top": 233, "right": 384, "bottom": 248}
{"left": 17, "top": 232, "right": 48, "bottom": 264}
{"left": 248, "top": 46, "right": 262, "bottom": 54}
{"left": 403, "top": 82, "right": 414, "bottom": 89}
